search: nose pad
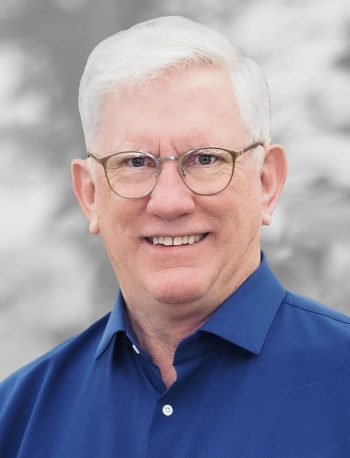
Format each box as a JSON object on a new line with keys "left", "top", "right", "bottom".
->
{"left": 147, "top": 161, "right": 195, "bottom": 217}
{"left": 155, "top": 156, "right": 185, "bottom": 186}
{"left": 155, "top": 161, "right": 185, "bottom": 190}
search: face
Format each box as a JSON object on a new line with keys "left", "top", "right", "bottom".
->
{"left": 73, "top": 65, "right": 285, "bottom": 320}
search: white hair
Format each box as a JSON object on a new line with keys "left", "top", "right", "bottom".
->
{"left": 79, "top": 16, "right": 271, "bottom": 155}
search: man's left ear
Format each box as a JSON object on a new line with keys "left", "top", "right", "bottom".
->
{"left": 260, "top": 144, "right": 287, "bottom": 226}
{"left": 71, "top": 159, "right": 100, "bottom": 234}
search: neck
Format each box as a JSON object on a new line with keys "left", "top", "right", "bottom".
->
{"left": 122, "top": 249, "right": 261, "bottom": 387}
{"left": 128, "top": 308, "right": 207, "bottom": 388}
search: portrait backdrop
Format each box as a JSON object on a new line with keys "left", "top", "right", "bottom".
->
{"left": 1, "top": 0, "right": 349, "bottom": 379}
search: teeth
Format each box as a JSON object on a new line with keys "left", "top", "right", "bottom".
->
{"left": 150, "top": 234, "right": 205, "bottom": 246}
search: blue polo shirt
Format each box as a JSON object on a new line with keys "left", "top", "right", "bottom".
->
{"left": 1, "top": 255, "right": 350, "bottom": 458}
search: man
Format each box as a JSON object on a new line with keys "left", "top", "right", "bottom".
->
{"left": 1, "top": 16, "right": 350, "bottom": 458}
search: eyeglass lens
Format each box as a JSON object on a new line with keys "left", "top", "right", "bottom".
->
{"left": 104, "top": 148, "right": 235, "bottom": 198}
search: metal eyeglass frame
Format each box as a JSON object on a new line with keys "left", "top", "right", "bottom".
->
{"left": 87, "top": 141, "right": 264, "bottom": 198}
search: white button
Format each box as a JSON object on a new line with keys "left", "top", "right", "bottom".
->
{"left": 162, "top": 404, "right": 173, "bottom": 416}
{"left": 132, "top": 344, "right": 140, "bottom": 354}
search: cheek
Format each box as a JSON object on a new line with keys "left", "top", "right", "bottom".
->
{"left": 95, "top": 187, "right": 146, "bottom": 248}
{"left": 233, "top": 167, "right": 263, "bottom": 208}
{"left": 93, "top": 184, "right": 125, "bottom": 240}
{"left": 218, "top": 177, "right": 263, "bottom": 236}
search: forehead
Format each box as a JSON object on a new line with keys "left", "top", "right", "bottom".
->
{"left": 94, "top": 65, "right": 248, "bottom": 152}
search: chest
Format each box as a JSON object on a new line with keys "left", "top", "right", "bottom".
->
{"left": 14, "top": 344, "right": 350, "bottom": 458}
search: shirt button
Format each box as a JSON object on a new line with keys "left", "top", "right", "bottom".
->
{"left": 162, "top": 404, "right": 173, "bottom": 416}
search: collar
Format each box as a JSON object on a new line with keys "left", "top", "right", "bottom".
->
{"left": 95, "top": 253, "right": 286, "bottom": 359}
{"left": 95, "top": 290, "right": 128, "bottom": 359}
{"left": 201, "top": 253, "right": 285, "bottom": 354}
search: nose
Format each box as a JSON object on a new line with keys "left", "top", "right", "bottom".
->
{"left": 146, "top": 161, "right": 195, "bottom": 219}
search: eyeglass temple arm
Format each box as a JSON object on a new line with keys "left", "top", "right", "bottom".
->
{"left": 236, "top": 141, "right": 264, "bottom": 157}
{"left": 87, "top": 152, "right": 104, "bottom": 163}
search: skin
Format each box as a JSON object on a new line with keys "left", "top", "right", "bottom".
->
{"left": 72, "top": 65, "right": 287, "bottom": 387}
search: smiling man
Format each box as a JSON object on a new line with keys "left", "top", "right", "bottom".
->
{"left": 1, "top": 16, "right": 350, "bottom": 458}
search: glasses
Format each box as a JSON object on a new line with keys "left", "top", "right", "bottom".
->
{"left": 87, "top": 141, "right": 263, "bottom": 199}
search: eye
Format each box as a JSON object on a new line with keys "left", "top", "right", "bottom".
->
{"left": 196, "top": 154, "right": 216, "bottom": 165}
{"left": 130, "top": 157, "right": 145, "bottom": 167}
{"left": 184, "top": 149, "right": 222, "bottom": 167}
{"left": 123, "top": 154, "right": 156, "bottom": 168}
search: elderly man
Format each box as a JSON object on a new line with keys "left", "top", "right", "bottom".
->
{"left": 1, "top": 16, "right": 350, "bottom": 458}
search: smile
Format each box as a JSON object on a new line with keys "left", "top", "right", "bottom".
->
{"left": 147, "top": 233, "right": 208, "bottom": 246}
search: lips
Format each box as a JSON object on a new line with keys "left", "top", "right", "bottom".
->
{"left": 146, "top": 233, "right": 207, "bottom": 246}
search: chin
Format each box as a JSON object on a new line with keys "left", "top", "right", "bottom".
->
{"left": 154, "top": 290, "right": 202, "bottom": 306}
{"left": 149, "top": 275, "right": 210, "bottom": 306}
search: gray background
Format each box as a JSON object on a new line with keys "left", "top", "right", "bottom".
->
{"left": 1, "top": 0, "right": 350, "bottom": 380}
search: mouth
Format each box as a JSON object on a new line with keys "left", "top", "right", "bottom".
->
{"left": 145, "top": 233, "right": 209, "bottom": 246}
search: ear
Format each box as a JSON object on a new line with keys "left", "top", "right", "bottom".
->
{"left": 71, "top": 159, "right": 100, "bottom": 234}
{"left": 260, "top": 144, "right": 287, "bottom": 226}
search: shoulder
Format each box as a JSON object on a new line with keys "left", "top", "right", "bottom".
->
{"left": 0, "top": 312, "right": 110, "bottom": 402}
{"left": 273, "top": 290, "right": 350, "bottom": 354}
{"left": 282, "top": 290, "right": 350, "bottom": 327}
{"left": 263, "top": 291, "right": 350, "bottom": 392}
{"left": 0, "top": 313, "right": 111, "bottom": 456}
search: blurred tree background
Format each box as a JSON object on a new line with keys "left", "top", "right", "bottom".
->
{"left": 1, "top": 0, "right": 349, "bottom": 379}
